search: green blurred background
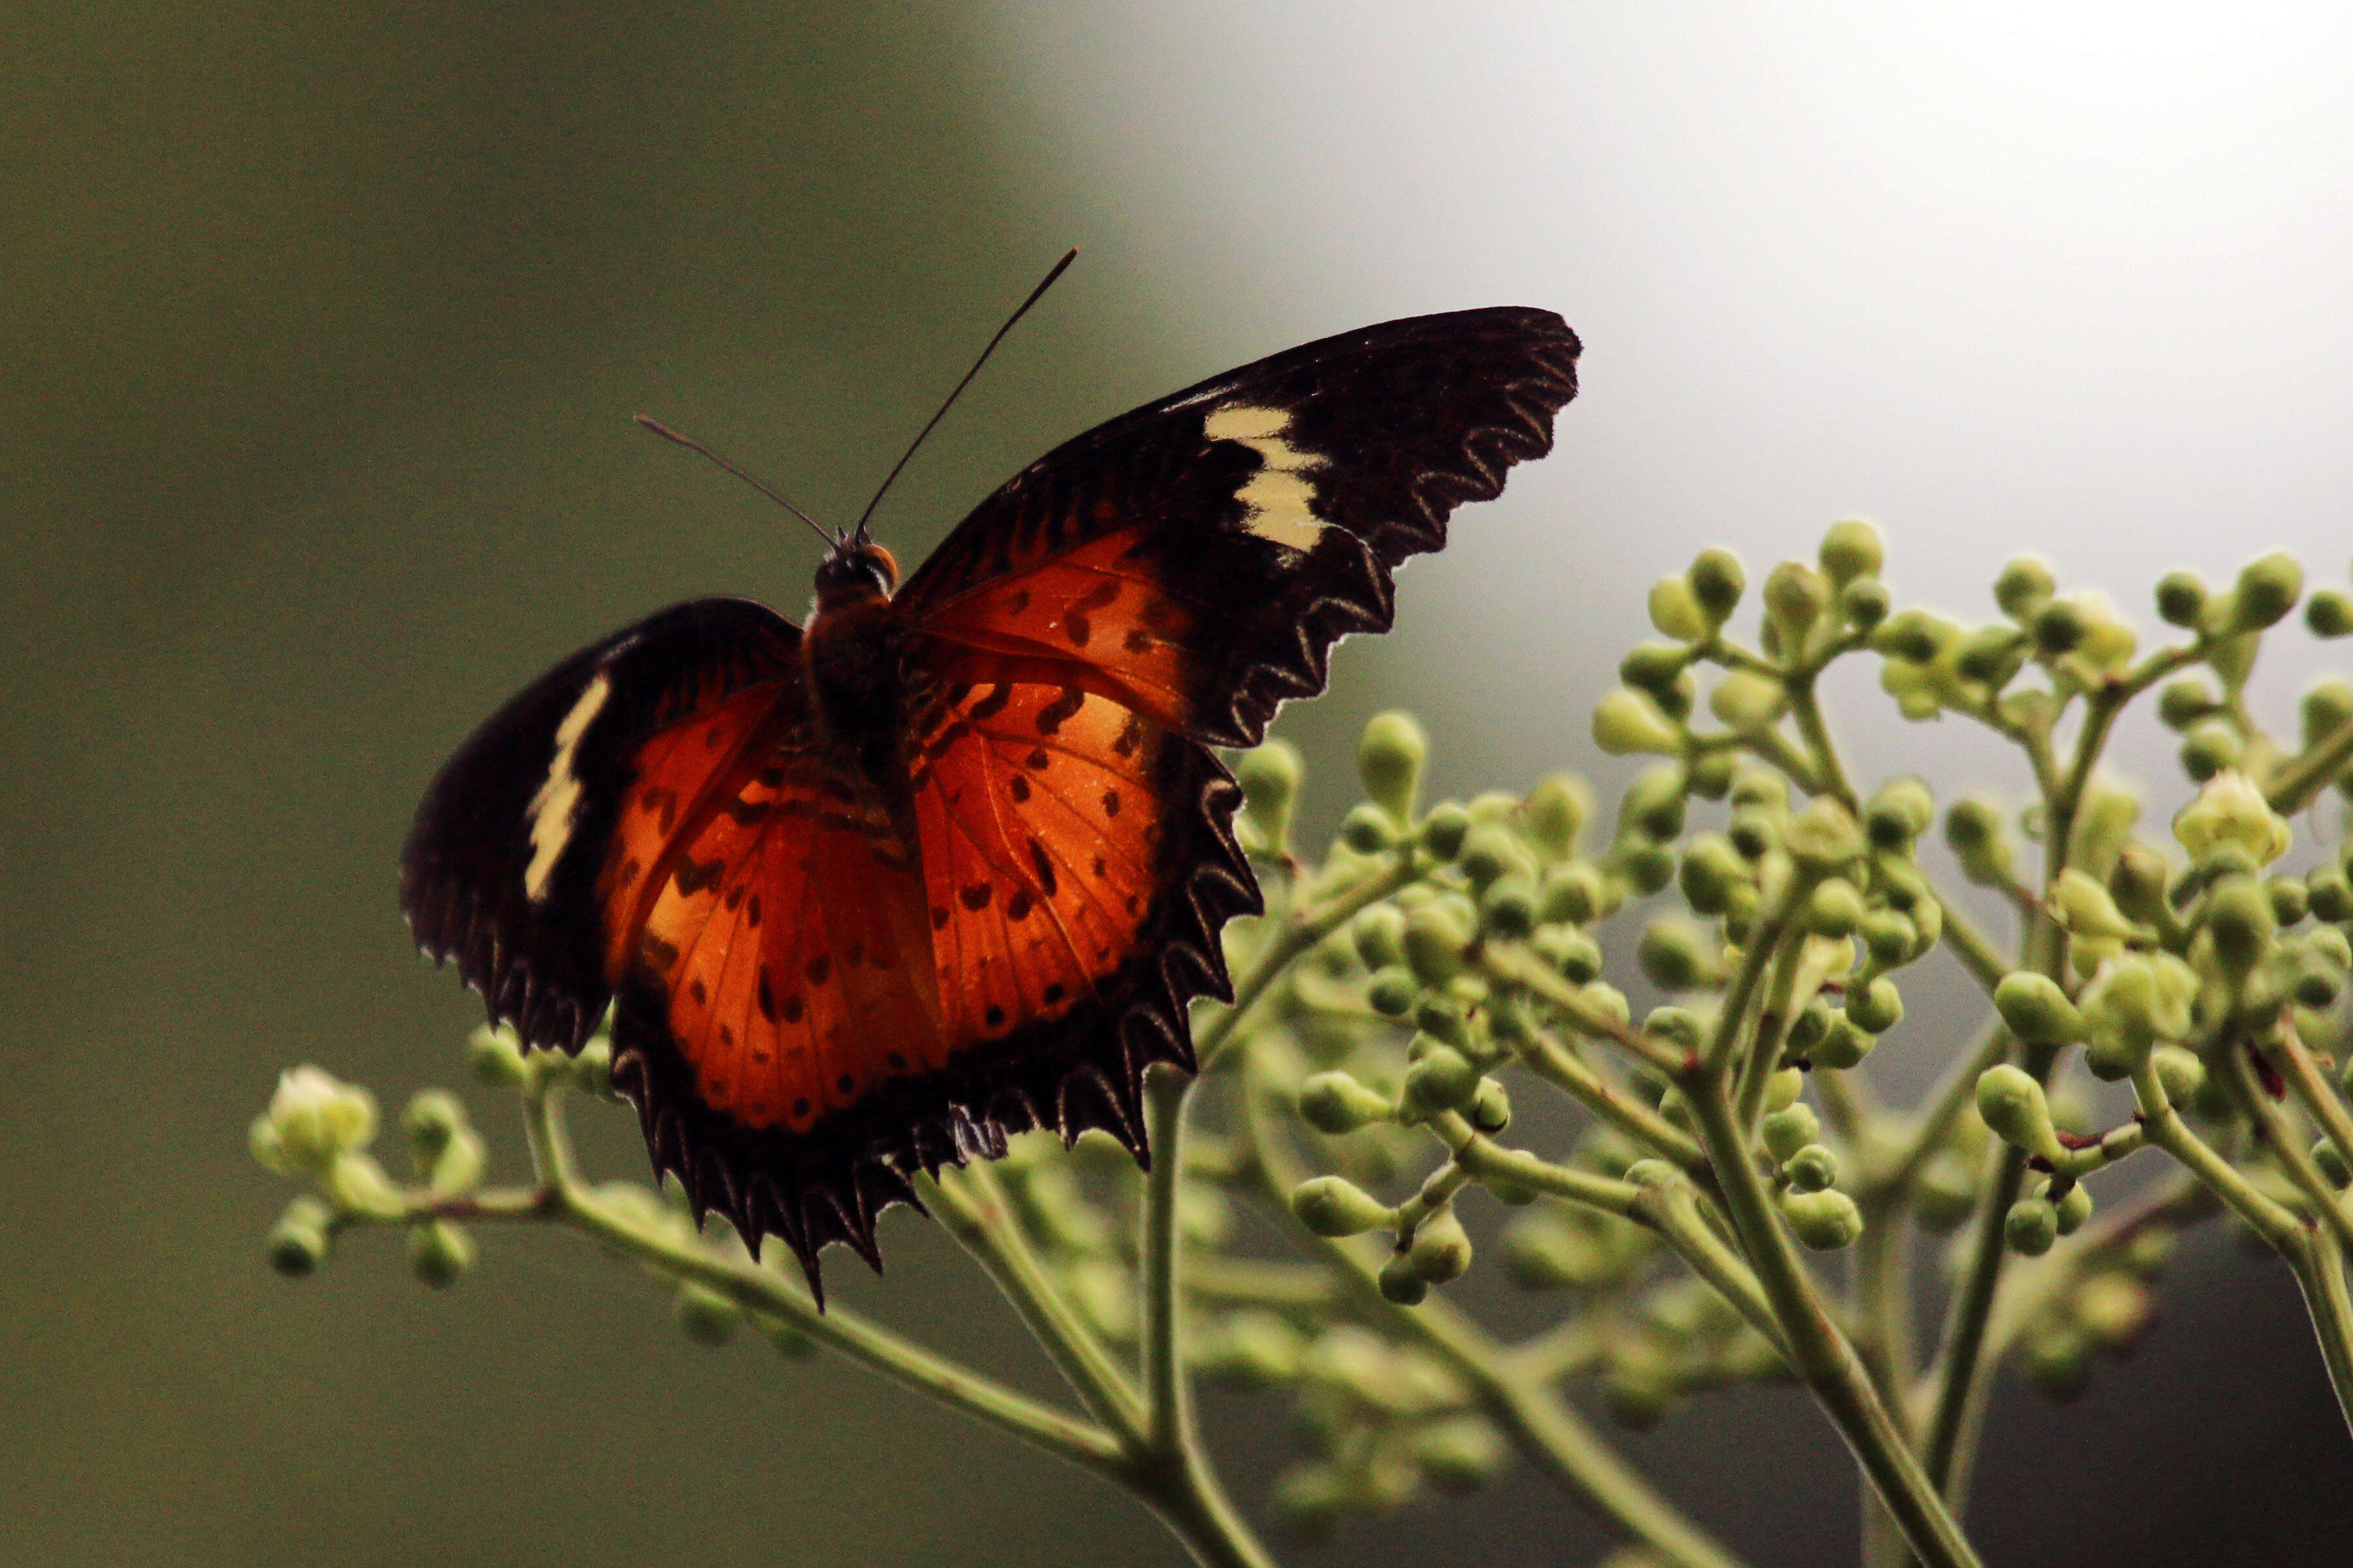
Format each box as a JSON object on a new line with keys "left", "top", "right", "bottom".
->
{"left": 9, "top": 5, "right": 2353, "bottom": 1565}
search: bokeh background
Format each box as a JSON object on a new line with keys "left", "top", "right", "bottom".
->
{"left": 9, "top": 4, "right": 2353, "bottom": 1564}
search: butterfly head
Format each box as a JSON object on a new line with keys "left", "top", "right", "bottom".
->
{"left": 813, "top": 538, "right": 899, "bottom": 608}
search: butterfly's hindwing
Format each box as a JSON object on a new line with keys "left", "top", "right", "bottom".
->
{"left": 399, "top": 598, "right": 801, "bottom": 1053}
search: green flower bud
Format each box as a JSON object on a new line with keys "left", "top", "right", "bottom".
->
{"left": 2269, "top": 875, "right": 2310, "bottom": 927}
{"left": 1764, "top": 561, "right": 1832, "bottom": 641}
{"left": 2179, "top": 722, "right": 2244, "bottom": 782}
{"left": 466, "top": 1024, "right": 529, "bottom": 1088}
{"left": 2205, "top": 874, "right": 2278, "bottom": 977}
{"left": 1787, "top": 998, "right": 1830, "bottom": 1056}
{"left": 1420, "top": 800, "right": 1471, "bottom": 859}
{"left": 407, "top": 1219, "right": 476, "bottom": 1289}
{"left": 1298, "top": 1071, "right": 1395, "bottom": 1134}
{"left": 1676, "top": 833, "right": 1750, "bottom": 916}
{"left": 1869, "top": 607, "right": 1950, "bottom": 664}
{"left": 1858, "top": 910, "right": 1918, "bottom": 968}
{"left": 400, "top": 1088, "right": 464, "bottom": 1169}
{"left": 1688, "top": 547, "right": 1746, "bottom": 624}
{"left": 671, "top": 1279, "right": 741, "bottom": 1345}
{"left": 1580, "top": 981, "right": 1633, "bottom": 1032}
{"left": 322, "top": 1151, "right": 405, "bottom": 1220}
{"left": 2053, "top": 1182, "right": 2094, "bottom": 1235}
{"left": 266, "top": 1196, "right": 333, "bottom": 1278}
{"left": 1810, "top": 1012, "right": 1877, "bottom": 1070}
{"left": 2157, "top": 676, "right": 2217, "bottom": 732}
{"left": 1409, "top": 1208, "right": 1473, "bottom": 1284}
{"left": 1845, "top": 976, "right": 1904, "bottom": 1034}
{"left": 1402, "top": 1047, "right": 1481, "bottom": 1118}
{"left": 2005, "top": 1197, "right": 2059, "bottom": 1256}
{"left": 1726, "top": 805, "right": 1779, "bottom": 862}
{"left": 1761, "top": 1103, "right": 1822, "bottom": 1164}
{"left": 1358, "top": 711, "right": 1428, "bottom": 822}
{"left": 1994, "top": 971, "right": 2085, "bottom": 1045}
{"left": 1540, "top": 863, "right": 1607, "bottom": 927}
{"left": 2315, "top": 1137, "right": 2353, "bottom": 1189}
{"left": 1864, "top": 778, "right": 1935, "bottom": 850}
{"left": 1342, "top": 800, "right": 1403, "bottom": 854}
{"left": 1781, "top": 1188, "right": 1863, "bottom": 1250}
{"left": 1785, "top": 797, "right": 1866, "bottom": 874}
{"left": 2176, "top": 770, "right": 2291, "bottom": 867}
{"left": 2110, "top": 842, "right": 2174, "bottom": 925}
{"left": 1238, "top": 740, "right": 1304, "bottom": 848}
{"left": 2308, "top": 923, "right": 2353, "bottom": 971}
{"left": 1945, "top": 797, "right": 2015, "bottom": 887}
{"left": 1637, "top": 1008, "right": 1701, "bottom": 1056}
{"left": 1413, "top": 1414, "right": 1507, "bottom": 1494}
{"left": 1841, "top": 577, "right": 1891, "bottom": 630}
{"left": 2303, "top": 677, "right": 2353, "bottom": 748}
{"left": 1805, "top": 877, "right": 1864, "bottom": 938}
{"left": 1459, "top": 824, "right": 1531, "bottom": 892}
{"left": 2151, "top": 1045, "right": 2206, "bottom": 1103}
{"left": 1524, "top": 773, "right": 1592, "bottom": 861}
{"left": 1650, "top": 574, "right": 1711, "bottom": 641}
{"left": 2155, "top": 570, "right": 2208, "bottom": 628}
{"left": 2031, "top": 598, "right": 2090, "bottom": 658}
{"left": 1402, "top": 900, "right": 1473, "bottom": 986}
{"left": 2074, "top": 1274, "right": 2154, "bottom": 1351}
{"left": 1977, "top": 1065, "right": 2062, "bottom": 1160}
{"left": 1638, "top": 918, "right": 1714, "bottom": 991}
{"left": 1696, "top": 675, "right": 1779, "bottom": 743}
{"left": 1622, "top": 639, "right": 1691, "bottom": 696}
{"left": 1479, "top": 874, "right": 1540, "bottom": 938}
{"left": 1915, "top": 1153, "right": 1980, "bottom": 1232}
{"left": 1783, "top": 1143, "right": 1839, "bottom": 1193}
{"left": 1292, "top": 1175, "right": 1395, "bottom": 1238}
{"left": 1415, "top": 991, "right": 1471, "bottom": 1047}
{"left": 1994, "top": 555, "right": 2057, "bottom": 619}
{"left": 2308, "top": 589, "right": 2353, "bottom": 639}
{"left": 1366, "top": 965, "right": 1421, "bottom": 1016}
{"left": 1595, "top": 688, "right": 1683, "bottom": 756}
{"left": 1619, "top": 838, "right": 1676, "bottom": 896}
{"left": 2230, "top": 551, "right": 2303, "bottom": 631}
{"left": 1764, "top": 1066, "right": 1807, "bottom": 1114}
{"left": 1530, "top": 929, "right": 1601, "bottom": 989}
{"left": 1955, "top": 624, "right": 2028, "bottom": 686}
{"left": 1471, "top": 1078, "right": 1513, "bottom": 1135}
{"left": 260, "top": 1065, "right": 379, "bottom": 1177}
{"left": 1351, "top": 905, "right": 1407, "bottom": 972}
{"left": 2294, "top": 953, "right": 2345, "bottom": 1009}
{"left": 1269, "top": 1464, "right": 1348, "bottom": 1539}
{"left": 1821, "top": 518, "right": 1884, "bottom": 586}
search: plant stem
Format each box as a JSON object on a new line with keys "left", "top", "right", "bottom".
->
{"left": 1142, "top": 1066, "right": 1190, "bottom": 1455}
{"left": 930, "top": 1163, "right": 1148, "bottom": 1440}
{"left": 1238, "top": 1067, "right": 1749, "bottom": 1568}
{"left": 1678, "top": 1070, "right": 1982, "bottom": 1568}
{"left": 508, "top": 1085, "right": 1127, "bottom": 1474}
{"left": 2288, "top": 1223, "right": 2353, "bottom": 1436}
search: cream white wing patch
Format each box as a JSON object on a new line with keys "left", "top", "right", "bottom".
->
{"left": 523, "top": 671, "right": 612, "bottom": 901}
{"left": 1204, "top": 403, "right": 1329, "bottom": 551}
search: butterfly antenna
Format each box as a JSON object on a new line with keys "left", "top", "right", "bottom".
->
{"left": 634, "top": 414, "right": 840, "bottom": 547}
{"left": 851, "top": 247, "right": 1078, "bottom": 542}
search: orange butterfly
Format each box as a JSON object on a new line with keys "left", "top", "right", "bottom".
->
{"left": 401, "top": 296, "right": 1578, "bottom": 1293}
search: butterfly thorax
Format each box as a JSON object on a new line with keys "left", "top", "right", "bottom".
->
{"left": 803, "top": 557, "right": 906, "bottom": 785}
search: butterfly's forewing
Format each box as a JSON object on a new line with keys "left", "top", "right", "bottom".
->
{"left": 896, "top": 305, "right": 1580, "bottom": 746}
{"left": 401, "top": 598, "right": 803, "bottom": 1054}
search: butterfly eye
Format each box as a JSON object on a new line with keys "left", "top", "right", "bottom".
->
{"left": 861, "top": 544, "right": 899, "bottom": 591}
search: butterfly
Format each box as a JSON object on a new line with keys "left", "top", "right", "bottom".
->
{"left": 400, "top": 296, "right": 1579, "bottom": 1295}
